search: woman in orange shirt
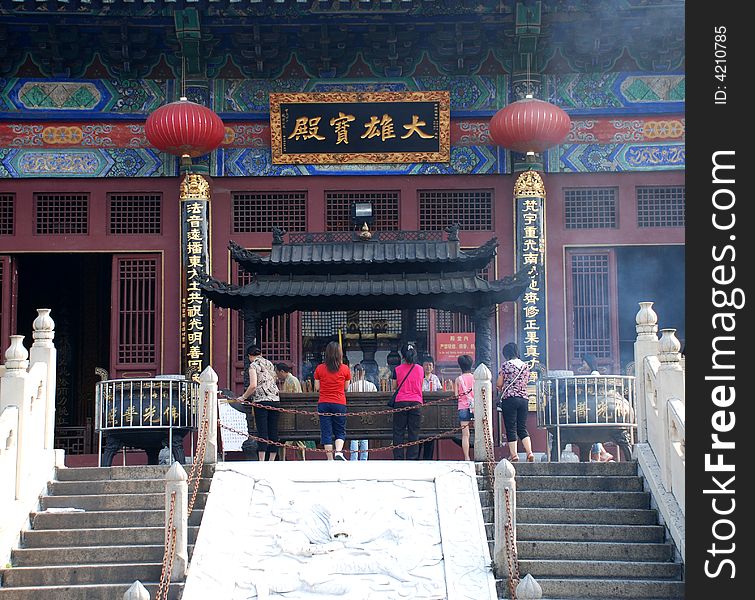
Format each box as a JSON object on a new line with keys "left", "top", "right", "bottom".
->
{"left": 314, "top": 341, "right": 351, "bottom": 460}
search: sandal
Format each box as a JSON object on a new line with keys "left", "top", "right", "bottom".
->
{"left": 509, "top": 454, "right": 519, "bottom": 462}
{"left": 526, "top": 453, "right": 536, "bottom": 462}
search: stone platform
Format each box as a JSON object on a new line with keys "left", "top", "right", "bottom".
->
{"left": 182, "top": 461, "right": 497, "bottom": 600}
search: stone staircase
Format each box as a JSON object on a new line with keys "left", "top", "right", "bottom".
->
{"left": 477, "top": 460, "right": 684, "bottom": 600}
{"left": 0, "top": 464, "right": 213, "bottom": 600}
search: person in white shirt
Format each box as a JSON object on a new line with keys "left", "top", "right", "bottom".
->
{"left": 422, "top": 357, "right": 442, "bottom": 392}
{"left": 347, "top": 363, "right": 377, "bottom": 460}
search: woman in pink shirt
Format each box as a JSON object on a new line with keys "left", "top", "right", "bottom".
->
{"left": 391, "top": 343, "right": 424, "bottom": 460}
{"left": 454, "top": 354, "right": 475, "bottom": 461}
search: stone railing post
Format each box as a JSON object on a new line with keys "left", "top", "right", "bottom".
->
{"left": 657, "top": 328, "right": 684, "bottom": 491}
{"left": 494, "top": 458, "right": 516, "bottom": 576}
{"left": 473, "top": 363, "right": 493, "bottom": 462}
{"left": 1, "top": 336, "right": 31, "bottom": 501}
{"left": 198, "top": 366, "right": 218, "bottom": 464}
{"left": 29, "top": 309, "right": 56, "bottom": 451}
{"left": 633, "top": 302, "right": 659, "bottom": 443}
{"left": 123, "top": 580, "right": 150, "bottom": 600}
{"left": 166, "top": 462, "right": 188, "bottom": 581}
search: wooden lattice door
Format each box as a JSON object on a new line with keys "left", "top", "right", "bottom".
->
{"left": 110, "top": 254, "right": 162, "bottom": 379}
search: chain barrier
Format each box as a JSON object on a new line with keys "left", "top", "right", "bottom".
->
{"left": 156, "top": 490, "right": 177, "bottom": 600}
{"left": 219, "top": 421, "right": 467, "bottom": 455}
{"left": 220, "top": 393, "right": 460, "bottom": 418}
{"left": 186, "top": 390, "right": 210, "bottom": 515}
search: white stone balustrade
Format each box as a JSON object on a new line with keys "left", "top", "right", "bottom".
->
{"left": 632, "top": 302, "right": 685, "bottom": 562}
{"left": 198, "top": 366, "right": 219, "bottom": 464}
{"left": 0, "top": 309, "right": 60, "bottom": 565}
{"left": 166, "top": 461, "right": 189, "bottom": 581}
{"left": 473, "top": 362, "right": 494, "bottom": 462}
{"left": 493, "top": 458, "right": 516, "bottom": 577}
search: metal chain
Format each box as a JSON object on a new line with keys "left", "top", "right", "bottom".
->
{"left": 188, "top": 416, "right": 209, "bottom": 515}
{"left": 186, "top": 391, "right": 210, "bottom": 515}
{"left": 219, "top": 421, "right": 466, "bottom": 454}
{"left": 503, "top": 487, "right": 521, "bottom": 599}
{"left": 156, "top": 490, "right": 177, "bottom": 600}
{"left": 223, "top": 393, "right": 460, "bottom": 417}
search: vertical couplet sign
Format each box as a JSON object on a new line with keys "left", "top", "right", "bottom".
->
{"left": 514, "top": 170, "right": 548, "bottom": 409}
{"left": 179, "top": 173, "right": 212, "bottom": 381}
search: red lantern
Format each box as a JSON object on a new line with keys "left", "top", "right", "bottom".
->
{"left": 489, "top": 96, "right": 571, "bottom": 154}
{"left": 145, "top": 97, "right": 225, "bottom": 158}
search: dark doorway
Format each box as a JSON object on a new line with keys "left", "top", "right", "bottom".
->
{"left": 15, "top": 254, "right": 111, "bottom": 431}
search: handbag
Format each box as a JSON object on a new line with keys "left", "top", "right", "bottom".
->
{"left": 387, "top": 364, "right": 416, "bottom": 408}
{"left": 496, "top": 364, "right": 527, "bottom": 411}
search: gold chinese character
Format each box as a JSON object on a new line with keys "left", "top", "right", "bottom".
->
{"left": 522, "top": 199, "right": 539, "bottom": 212}
{"left": 400, "top": 115, "right": 435, "bottom": 139}
{"left": 288, "top": 116, "right": 326, "bottom": 141}
{"left": 523, "top": 226, "right": 538, "bottom": 238}
{"left": 187, "top": 230, "right": 202, "bottom": 241}
{"left": 524, "top": 305, "right": 540, "bottom": 319}
{"left": 329, "top": 112, "right": 356, "bottom": 145}
{"left": 523, "top": 252, "right": 539, "bottom": 265}
{"left": 142, "top": 405, "right": 159, "bottom": 424}
{"left": 523, "top": 239, "right": 539, "bottom": 252}
{"left": 107, "top": 407, "right": 118, "bottom": 427}
{"left": 523, "top": 291, "right": 539, "bottom": 304}
{"left": 123, "top": 404, "right": 138, "bottom": 425}
{"left": 187, "top": 241, "right": 203, "bottom": 255}
{"left": 187, "top": 331, "right": 203, "bottom": 345}
{"left": 188, "top": 346, "right": 203, "bottom": 359}
{"left": 361, "top": 114, "right": 396, "bottom": 141}
{"left": 187, "top": 317, "right": 203, "bottom": 331}
{"left": 187, "top": 202, "right": 204, "bottom": 214}
{"left": 164, "top": 405, "right": 180, "bottom": 423}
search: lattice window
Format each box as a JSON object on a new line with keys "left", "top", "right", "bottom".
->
{"left": 570, "top": 253, "right": 612, "bottom": 359}
{"left": 0, "top": 194, "right": 14, "bottom": 235}
{"left": 34, "top": 193, "right": 89, "bottom": 235}
{"left": 233, "top": 191, "right": 307, "bottom": 233}
{"left": 637, "top": 186, "right": 685, "bottom": 227}
{"left": 325, "top": 191, "right": 399, "bottom": 231}
{"left": 108, "top": 193, "right": 162, "bottom": 234}
{"left": 564, "top": 188, "right": 617, "bottom": 229}
{"left": 435, "top": 311, "right": 474, "bottom": 334}
{"left": 301, "top": 311, "right": 349, "bottom": 337}
{"left": 418, "top": 190, "right": 493, "bottom": 231}
{"left": 116, "top": 258, "right": 157, "bottom": 364}
{"left": 416, "top": 309, "right": 429, "bottom": 332}
{"left": 356, "top": 310, "right": 402, "bottom": 334}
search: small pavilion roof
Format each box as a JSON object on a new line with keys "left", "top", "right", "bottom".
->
{"left": 229, "top": 226, "right": 498, "bottom": 275}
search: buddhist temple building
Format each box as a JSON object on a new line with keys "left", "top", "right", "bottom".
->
{"left": 0, "top": 0, "right": 684, "bottom": 456}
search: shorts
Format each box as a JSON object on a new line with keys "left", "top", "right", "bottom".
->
{"left": 458, "top": 408, "right": 473, "bottom": 422}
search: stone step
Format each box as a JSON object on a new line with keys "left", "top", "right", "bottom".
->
{"left": 31, "top": 509, "right": 205, "bottom": 530}
{"left": 517, "top": 507, "right": 658, "bottom": 525}
{"left": 12, "top": 544, "right": 195, "bottom": 567}
{"left": 0, "top": 583, "right": 183, "bottom": 600}
{"left": 0, "top": 562, "right": 164, "bottom": 587}
{"left": 515, "top": 475, "right": 643, "bottom": 492}
{"left": 517, "top": 490, "right": 650, "bottom": 509}
{"left": 534, "top": 577, "right": 685, "bottom": 599}
{"left": 518, "top": 523, "right": 665, "bottom": 543}
{"left": 518, "top": 558, "right": 682, "bottom": 580}
{"left": 48, "top": 478, "right": 212, "bottom": 496}
{"left": 21, "top": 526, "right": 199, "bottom": 548}
{"left": 40, "top": 492, "right": 208, "bottom": 512}
{"left": 517, "top": 540, "right": 673, "bottom": 562}
{"left": 475, "top": 461, "right": 638, "bottom": 477}
{"left": 54, "top": 464, "right": 215, "bottom": 481}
